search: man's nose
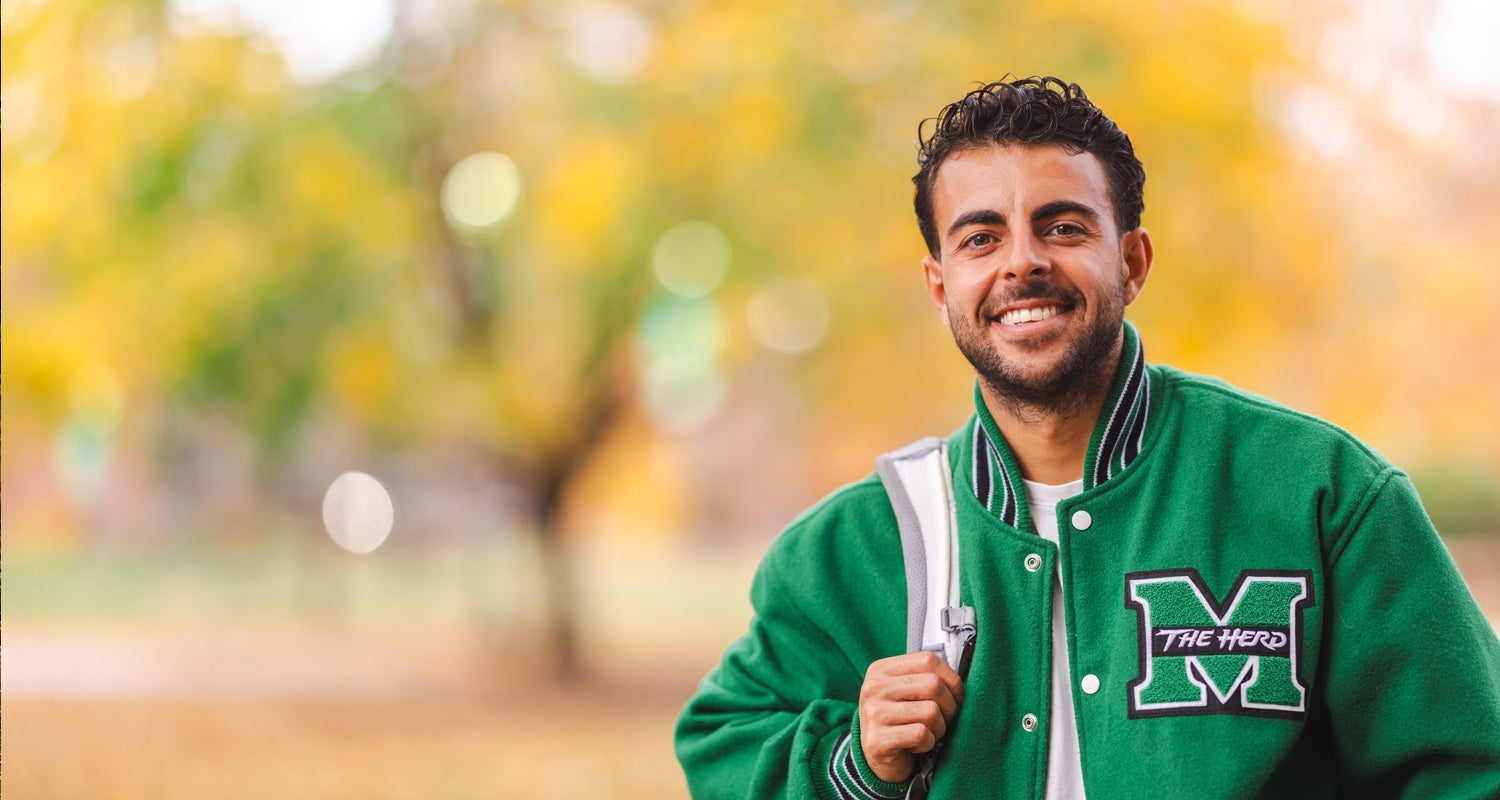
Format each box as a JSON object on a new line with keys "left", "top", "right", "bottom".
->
{"left": 1003, "top": 230, "right": 1050, "bottom": 280}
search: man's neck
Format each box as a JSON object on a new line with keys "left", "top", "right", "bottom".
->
{"left": 979, "top": 344, "right": 1122, "bottom": 486}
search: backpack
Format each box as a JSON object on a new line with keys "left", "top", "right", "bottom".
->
{"left": 875, "top": 437, "right": 978, "bottom": 799}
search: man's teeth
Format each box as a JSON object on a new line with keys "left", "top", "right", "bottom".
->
{"left": 1000, "top": 306, "right": 1061, "bottom": 325}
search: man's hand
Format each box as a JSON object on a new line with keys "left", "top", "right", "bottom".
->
{"left": 858, "top": 651, "right": 966, "bottom": 784}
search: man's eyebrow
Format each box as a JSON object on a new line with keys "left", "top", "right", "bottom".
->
{"left": 1032, "top": 201, "right": 1103, "bottom": 225}
{"left": 945, "top": 209, "right": 1006, "bottom": 242}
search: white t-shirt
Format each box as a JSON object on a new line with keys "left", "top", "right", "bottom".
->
{"left": 1024, "top": 478, "right": 1087, "bottom": 800}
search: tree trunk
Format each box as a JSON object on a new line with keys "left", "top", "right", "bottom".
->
{"left": 534, "top": 493, "right": 581, "bottom": 679}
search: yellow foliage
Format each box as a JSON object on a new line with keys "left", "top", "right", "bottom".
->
{"left": 720, "top": 84, "right": 794, "bottom": 161}
{"left": 273, "top": 130, "right": 385, "bottom": 231}
{"left": 4, "top": 0, "right": 1499, "bottom": 549}
{"left": 144, "top": 215, "right": 264, "bottom": 338}
{"left": 2, "top": 310, "right": 89, "bottom": 424}
{"left": 532, "top": 135, "right": 642, "bottom": 271}
{"left": 328, "top": 334, "right": 397, "bottom": 424}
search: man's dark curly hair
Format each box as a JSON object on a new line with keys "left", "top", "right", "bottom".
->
{"left": 913, "top": 76, "right": 1146, "bottom": 258}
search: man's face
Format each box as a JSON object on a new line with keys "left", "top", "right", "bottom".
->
{"left": 921, "top": 144, "right": 1152, "bottom": 409}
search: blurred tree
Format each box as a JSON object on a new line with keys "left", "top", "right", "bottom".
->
{"left": 6, "top": 0, "right": 1497, "bottom": 678}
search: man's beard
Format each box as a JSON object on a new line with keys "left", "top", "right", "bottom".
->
{"left": 949, "top": 277, "right": 1125, "bottom": 420}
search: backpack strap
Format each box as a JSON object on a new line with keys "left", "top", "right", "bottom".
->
{"left": 877, "top": 437, "right": 977, "bottom": 800}
{"left": 875, "top": 437, "right": 974, "bottom": 670}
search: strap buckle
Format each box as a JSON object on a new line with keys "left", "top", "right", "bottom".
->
{"left": 940, "top": 605, "right": 976, "bottom": 636}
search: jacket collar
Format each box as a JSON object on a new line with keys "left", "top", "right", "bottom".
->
{"left": 967, "top": 321, "right": 1152, "bottom": 532}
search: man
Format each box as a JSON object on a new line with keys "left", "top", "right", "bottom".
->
{"left": 675, "top": 77, "right": 1500, "bottom": 799}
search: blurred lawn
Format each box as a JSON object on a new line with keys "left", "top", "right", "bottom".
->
{"left": 2, "top": 537, "right": 761, "bottom": 800}
{"left": 3, "top": 533, "right": 1496, "bottom": 799}
{"left": 4, "top": 689, "right": 688, "bottom": 799}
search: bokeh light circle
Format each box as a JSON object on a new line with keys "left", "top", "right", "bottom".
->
{"left": 441, "top": 151, "right": 520, "bottom": 230}
{"left": 70, "top": 360, "right": 126, "bottom": 435}
{"left": 652, "top": 221, "right": 731, "bottom": 297}
{"left": 635, "top": 295, "right": 726, "bottom": 433}
{"left": 563, "top": 3, "right": 655, "bottom": 84}
{"left": 322, "top": 471, "right": 395, "bottom": 554}
{"left": 747, "top": 274, "right": 832, "bottom": 354}
{"left": 640, "top": 355, "right": 727, "bottom": 435}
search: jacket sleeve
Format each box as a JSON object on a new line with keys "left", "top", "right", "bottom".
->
{"left": 1322, "top": 469, "right": 1500, "bottom": 799}
{"left": 675, "top": 488, "right": 912, "bottom": 800}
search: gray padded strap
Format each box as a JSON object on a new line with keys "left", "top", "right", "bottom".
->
{"left": 881, "top": 437, "right": 973, "bottom": 800}
{"left": 876, "top": 437, "right": 944, "bottom": 655}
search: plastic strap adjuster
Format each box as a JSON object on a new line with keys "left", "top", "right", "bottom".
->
{"left": 941, "top": 605, "right": 976, "bottom": 634}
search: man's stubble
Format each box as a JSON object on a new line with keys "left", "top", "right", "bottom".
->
{"left": 948, "top": 268, "right": 1126, "bottom": 424}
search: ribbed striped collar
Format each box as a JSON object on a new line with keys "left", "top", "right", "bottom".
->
{"left": 969, "top": 321, "right": 1152, "bottom": 532}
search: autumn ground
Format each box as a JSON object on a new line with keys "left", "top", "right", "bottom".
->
{"left": 3, "top": 632, "right": 701, "bottom": 799}
{"left": 4, "top": 535, "right": 1498, "bottom": 799}
{"left": 2, "top": 538, "right": 750, "bottom": 800}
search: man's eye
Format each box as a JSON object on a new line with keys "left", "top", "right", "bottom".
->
{"left": 964, "top": 233, "right": 996, "bottom": 249}
{"left": 1049, "top": 223, "right": 1084, "bottom": 237}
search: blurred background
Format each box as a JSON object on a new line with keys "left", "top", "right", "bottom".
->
{"left": 4, "top": 0, "right": 1499, "bottom": 796}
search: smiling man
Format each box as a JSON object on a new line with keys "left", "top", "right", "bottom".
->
{"left": 675, "top": 77, "right": 1500, "bottom": 800}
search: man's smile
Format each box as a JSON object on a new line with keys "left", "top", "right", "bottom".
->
{"left": 984, "top": 294, "right": 1080, "bottom": 335}
{"left": 998, "top": 304, "right": 1066, "bottom": 326}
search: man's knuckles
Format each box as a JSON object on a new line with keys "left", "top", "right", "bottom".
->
{"left": 869, "top": 697, "right": 940, "bottom": 721}
{"left": 903, "top": 701, "right": 948, "bottom": 739}
{"left": 865, "top": 651, "right": 946, "bottom": 679}
{"left": 903, "top": 670, "right": 945, "bottom": 698}
{"left": 871, "top": 722, "right": 936, "bottom": 754}
{"left": 862, "top": 670, "right": 945, "bottom": 700}
{"left": 909, "top": 650, "right": 947, "bottom": 672}
{"left": 866, "top": 700, "right": 948, "bottom": 742}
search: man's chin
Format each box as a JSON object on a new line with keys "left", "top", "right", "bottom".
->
{"left": 970, "top": 342, "right": 1119, "bottom": 413}
{"left": 983, "top": 351, "right": 1072, "bottom": 387}
{"left": 957, "top": 339, "right": 1072, "bottom": 398}
{"left": 978, "top": 370, "right": 1075, "bottom": 407}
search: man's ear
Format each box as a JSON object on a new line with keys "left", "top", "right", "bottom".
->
{"left": 922, "top": 255, "right": 951, "bottom": 329}
{"left": 1121, "top": 227, "right": 1154, "bottom": 306}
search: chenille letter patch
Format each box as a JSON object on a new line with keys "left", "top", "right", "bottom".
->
{"left": 1125, "top": 569, "right": 1314, "bottom": 719}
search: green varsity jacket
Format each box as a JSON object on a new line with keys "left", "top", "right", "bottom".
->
{"left": 675, "top": 323, "right": 1500, "bottom": 799}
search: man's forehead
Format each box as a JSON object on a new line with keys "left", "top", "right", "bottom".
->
{"left": 932, "top": 143, "right": 1114, "bottom": 220}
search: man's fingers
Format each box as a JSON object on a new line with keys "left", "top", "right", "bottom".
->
{"left": 857, "top": 651, "right": 969, "bottom": 783}
{"left": 865, "top": 651, "right": 949, "bottom": 678}
{"left": 882, "top": 673, "right": 959, "bottom": 719}
{"left": 861, "top": 668, "right": 962, "bottom": 721}
{"left": 864, "top": 652, "right": 966, "bottom": 704}
{"left": 865, "top": 719, "right": 939, "bottom": 757}
{"left": 865, "top": 698, "right": 949, "bottom": 742}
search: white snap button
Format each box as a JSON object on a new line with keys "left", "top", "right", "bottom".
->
{"left": 1021, "top": 713, "right": 1038, "bottom": 732}
{"left": 1024, "top": 553, "right": 1042, "bottom": 572}
{"left": 1071, "top": 510, "right": 1092, "bottom": 531}
{"left": 1081, "top": 674, "right": 1100, "bottom": 695}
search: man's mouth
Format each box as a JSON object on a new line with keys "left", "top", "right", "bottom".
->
{"left": 998, "top": 305, "right": 1066, "bottom": 325}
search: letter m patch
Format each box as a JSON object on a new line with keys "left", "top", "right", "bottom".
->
{"left": 1125, "top": 569, "right": 1314, "bottom": 719}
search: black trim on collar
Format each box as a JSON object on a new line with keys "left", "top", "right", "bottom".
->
{"left": 1092, "top": 336, "right": 1148, "bottom": 487}
{"left": 972, "top": 422, "right": 994, "bottom": 512}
